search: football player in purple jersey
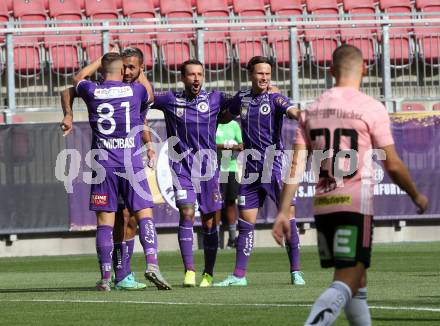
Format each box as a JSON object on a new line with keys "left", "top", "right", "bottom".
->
{"left": 215, "top": 56, "right": 305, "bottom": 287}
{"left": 151, "top": 60, "right": 233, "bottom": 287}
{"left": 62, "top": 51, "right": 171, "bottom": 291}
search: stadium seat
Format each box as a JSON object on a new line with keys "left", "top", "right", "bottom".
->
{"left": 341, "top": 0, "right": 378, "bottom": 65}
{"left": 85, "top": 0, "right": 119, "bottom": 21}
{"left": 159, "top": 0, "right": 194, "bottom": 72}
{"left": 13, "top": 0, "right": 47, "bottom": 42}
{"left": 13, "top": 40, "right": 42, "bottom": 76}
{"left": 432, "top": 102, "right": 440, "bottom": 110}
{"left": 83, "top": 0, "right": 119, "bottom": 62}
{"left": 12, "top": 1, "right": 47, "bottom": 76}
{"left": 196, "top": 0, "right": 231, "bottom": 70}
{"left": 122, "top": 0, "right": 155, "bottom": 21}
{"left": 231, "top": 0, "right": 267, "bottom": 68}
{"left": 7, "top": 0, "right": 13, "bottom": 11}
{"left": 305, "top": 0, "right": 340, "bottom": 68}
{"left": 267, "top": 0, "right": 303, "bottom": 68}
{"left": 118, "top": 35, "right": 155, "bottom": 70}
{"left": 379, "top": 0, "right": 414, "bottom": 67}
{"left": 414, "top": 0, "right": 440, "bottom": 66}
{"left": 121, "top": 0, "right": 156, "bottom": 37}
{"left": 401, "top": 102, "right": 425, "bottom": 111}
{"left": 0, "top": 1, "right": 9, "bottom": 42}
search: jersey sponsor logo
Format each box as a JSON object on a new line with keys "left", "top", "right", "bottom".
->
{"left": 197, "top": 101, "right": 209, "bottom": 113}
{"left": 238, "top": 195, "right": 246, "bottom": 206}
{"left": 314, "top": 195, "right": 352, "bottom": 207}
{"left": 97, "top": 137, "right": 135, "bottom": 149}
{"left": 90, "top": 194, "right": 109, "bottom": 206}
{"left": 334, "top": 226, "right": 358, "bottom": 259}
{"left": 93, "top": 86, "right": 133, "bottom": 99}
{"left": 176, "top": 107, "right": 184, "bottom": 117}
{"left": 260, "top": 103, "right": 271, "bottom": 115}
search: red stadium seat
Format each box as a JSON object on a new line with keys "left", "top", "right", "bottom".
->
{"left": 401, "top": 102, "right": 425, "bottom": 111}
{"left": 118, "top": 35, "right": 155, "bottom": 70}
{"left": 267, "top": 0, "right": 303, "bottom": 67}
{"left": 305, "top": 0, "right": 340, "bottom": 68}
{"left": 85, "top": 0, "right": 119, "bottom": 21}
{"left": 121, "top": 0, "right": 156, "bottom": 37}
{"left": 0, "top": 1, "right": 9, "bottom": 42}
{"left": 7, "top": 0, "right": 13, "bottom": 11}
{"left": 122, "top": 0, "right": 155, "bottom": 20}
{"left": 341, "top": 0, "right": 378, "bottom": 65}
{"left": 231, "top": 0, "right": 266, "bottom": 68}
{"left": 159, "top": 0, "right": 194, "bottom": 72}
{"left": 432, "top": 102, "right": 440, "bottom": 110}
{"left": 13, "top": 40, "right": 42, "bottom": 76}
{"left": 196, "top": 0, "right": 231, "bottom": 70}
{"left": 13, "top": 0, "right": 47, "bottom": 42}
{"left": 379, "top": 0, "right": 413, "bottom": 67}
{"left": 414, "top": 0, "right": 440, "bottom": 66}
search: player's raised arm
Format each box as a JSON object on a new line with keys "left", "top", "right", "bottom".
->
{"left": 60, "top": 87, "right": 76, "bottom": 136}
{"left": 72, "top": 56, "right": 103, "bottom": 87}
{"left": 380, "top": 145, "right": 428, "bottom": 214}
{"left": 272, "top": 143, "right": 308, "bottom": 246}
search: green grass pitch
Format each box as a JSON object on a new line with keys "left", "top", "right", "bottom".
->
{"left": 0, "top": 242, "right": 439, "bottom": 325}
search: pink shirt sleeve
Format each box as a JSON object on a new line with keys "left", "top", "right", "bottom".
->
{"left": 370, "top": 103, "right": 394, "bottom": 148}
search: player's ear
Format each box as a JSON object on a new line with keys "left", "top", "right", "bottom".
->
{"left": 362, "top": 62, "right": 368, "bottom": 76}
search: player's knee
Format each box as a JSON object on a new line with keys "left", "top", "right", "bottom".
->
{"left": 179, "top": 205, "right": 195, "bottom": 222}
{"left": 125, "top": 217, "right": 137, "bottom": 239}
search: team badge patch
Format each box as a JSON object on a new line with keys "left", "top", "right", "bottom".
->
{"left": 176, "top": 107, "right": 184, "bottom": 117}
{"left": 197, "top": 102, "right": 209, "bottom": 113}
{"left": 260, "top": 103, "right": 271, "bottom": 115}
{"left": 91, "top": 194, "right": 109, "bottom": 206}
{"left": 238, "top": 195, "right": 246, "bottom": 206}
{"left": 241, "top": 107, "right": 248, "bottom": 118}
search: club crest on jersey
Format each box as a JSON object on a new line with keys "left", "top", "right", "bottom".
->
{"left": 260, "top": 103, "right": 271, "bottom": 115}
{"left": 176, "top": 107, "right": 184, "bottom": 117}
{"left": 197, "top": 102, "right": 209, "bottom": 113}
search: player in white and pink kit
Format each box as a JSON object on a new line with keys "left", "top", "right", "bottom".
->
{"left": 272, "top": 45, "right": 428, "bottom": 326}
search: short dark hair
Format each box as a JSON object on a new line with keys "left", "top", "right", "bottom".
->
{"left": 332, "top": 44, "right": 363, "bottom": 74}
{"left": 180, "top": 59, "right": 204, "bottom": 76}
{"left": 246, "top": 56, "right": 274, "bottom": 72}
{"left": 101, "top": 52, "right": 123, "bottom": 73}
{"left": 121, "top": 47, "right": 144, "bottom": 64}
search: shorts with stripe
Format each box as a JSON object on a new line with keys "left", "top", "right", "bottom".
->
{"left": 314, "top": 212, "right": 373, "bottom": 269}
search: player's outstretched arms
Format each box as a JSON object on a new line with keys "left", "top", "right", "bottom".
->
{"left": 286, "top": 107, "right": 300, "bottom": 120}
{"left": 60, "top": 87, "right": 76, "bottom": 136}
{"left": 272, "top": 143, "right": 308, "bottom": 246}
{"left": 381, "top": 144, "right": 429, "bottom": 214}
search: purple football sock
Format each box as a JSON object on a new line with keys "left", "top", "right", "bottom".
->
{"left": 96, "top": 225, "right": 113, "bottom": 280}
{"left": 286, "top": 218, "right": 301, "bottom": 272}
{"left": 202, "top": 225, "right": 218, "bottom": 276}
{"left": 178, "top": 219, "right": 195, "bottom": 272}
{"left": 233, "top": 219, "right": 255, "bottom": 278}
{"left": 113, "top": 241, "right": 129, "bottom": 282}
{"left": 138, "top": 217, "right": 158, "bottom": 267}
{"left": 125, "top": 238, "right": 135, "bottom": 274}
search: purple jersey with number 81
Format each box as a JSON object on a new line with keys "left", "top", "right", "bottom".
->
{"left": 76, "top": 79, "right": 149, "bottom": 168}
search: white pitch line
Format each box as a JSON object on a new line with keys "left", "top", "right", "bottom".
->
{"left": 1, "top": 299, "right": 440, "bottom": 313}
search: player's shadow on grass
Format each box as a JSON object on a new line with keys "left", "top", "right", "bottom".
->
{"left": 0, "top": 287, "right": 95, "bottom": 293}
